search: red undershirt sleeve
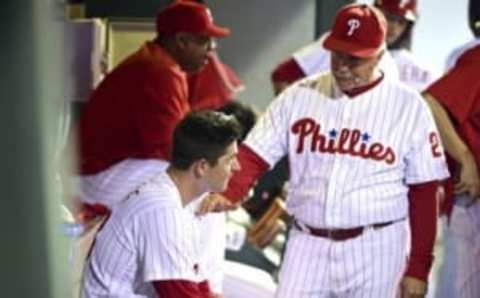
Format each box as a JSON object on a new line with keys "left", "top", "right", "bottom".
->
{"left": 152, "top": 280, "right": 213, "bottom": 298}
{"left": 222, "top": 144, "right": 270, "bottom": 203}
{"left": 271, "top": 57, "right": 306, "bottom": 84}
{"left": 405, "top": 181, "right": 439, "bottom": 281}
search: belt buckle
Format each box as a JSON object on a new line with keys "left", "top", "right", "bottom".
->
{"left": 327, "top": 229, "right": 334, "bottom": 239}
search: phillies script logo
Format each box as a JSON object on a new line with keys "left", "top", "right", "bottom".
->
{"left": 291, "top": 118, "right": 396, "bottom": 164}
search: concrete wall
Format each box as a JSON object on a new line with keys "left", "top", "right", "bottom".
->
{"left": 86, "top": 0, "right": 318, "bottom": 110}
{"left": 1, "top": 1, "right": 70, "bottom": 297}
{"left": 84, "top": 1, "right": 355, "bottom": 110}
{"left": 207, "top": 0, "right": 316, "bottom": 110}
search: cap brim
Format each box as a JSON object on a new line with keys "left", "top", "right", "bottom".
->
{"left": 203, "top": 25, "right": 230, "bottom": 38}
{"left": 323, "top": 34, "right": 384, "bottom": 58}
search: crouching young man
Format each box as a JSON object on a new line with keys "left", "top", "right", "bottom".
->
{"left": 82, "top": 110, "right": 241, "bottom": 298}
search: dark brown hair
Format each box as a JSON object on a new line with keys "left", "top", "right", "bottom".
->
{"left": 171, "top": 110, "right": 241, "bottom": 169}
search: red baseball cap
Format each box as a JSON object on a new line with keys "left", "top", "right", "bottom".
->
{"left": 375, "top": 0, "right": 417, "bottom": 22}
{"left": 323, "top": 4, "right": 387, "bottom": 58}
{"left": 156, "top": 2, "right": 230, "bottom": 38}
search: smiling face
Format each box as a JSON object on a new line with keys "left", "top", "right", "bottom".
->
{"left": 204, "top": 141, "right": 240, "bottom": 193}
{"left": 330, "top": 50, "right": 382, "bottom": 91}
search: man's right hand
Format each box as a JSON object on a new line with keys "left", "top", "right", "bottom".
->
{"left": 455, "top": 155, "right": 480, "bottom": 199}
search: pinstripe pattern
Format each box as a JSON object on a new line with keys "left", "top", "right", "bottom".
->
{"left": 246, "top": 73, "right": 449, "bottom": 228}
{"left": 82, "top": 172, "right": 205, "bottom": 297}
{"left": 77, "top": 159, "right": 226, "bottom": 295}
{"left": 276, "top": 221, "right": 408, "bottom": 298}
{"left": 436, "top": 194, "right": 480, "bottom": 298}
{"left": 244, "top": 72, "right": 449, "bottom": 297}
{"left": 390, "top": 49, "right": 437, "bottom": 92}
{"left": 76, "top": 159, "right": 169, "bottom": 208}
{"left": 187, "top": 198, "right": 226, "bottom": 294}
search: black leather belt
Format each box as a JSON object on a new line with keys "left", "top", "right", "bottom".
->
{"left": 293, "top": 218, "right": 405, "bottom": 241}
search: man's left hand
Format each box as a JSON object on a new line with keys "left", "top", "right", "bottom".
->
{"left": 196, "top": 193, "right": 238, "bottom": 215}
{"left": 455, "top": 158, "right": 480, "bottom": 199}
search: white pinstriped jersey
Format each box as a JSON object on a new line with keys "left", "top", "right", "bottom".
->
{"left": 186, "top": 198, "right": 226, "bottom": 295}
{"left": 82, "top": 172, "right": 206, "bottom": 298}
{"left": 245, "top": 73, "right": 449, "bottom": 229}
{"left": 77, "top": 159, "right": 225, "bottom": 295}
{"left": 390, "top": 49, "right": 437, "bottom": 91}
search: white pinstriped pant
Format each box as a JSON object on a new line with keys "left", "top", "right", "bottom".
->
{"left": 435, "top": 194, "right": 480, "bottom": 298}
{"left": 276, "top": 220, "right": 408, "bottom": 298}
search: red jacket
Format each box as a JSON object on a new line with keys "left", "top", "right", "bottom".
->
{"left": 78, "top": 42, "right": 190, "bottom": 174}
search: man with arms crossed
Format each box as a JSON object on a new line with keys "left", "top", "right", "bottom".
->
{"left": 202, "top": 4, "right": 449, "bottom": 298}
{"left": 74, "top": 4, "right": 230, "bottom": 295}
{"left": 77, "top": 1, "right": 230, "bottom": 209}
{"left": 424, "top": 44, "right": 480, "bottom": 298}
{"left": 82, "top": 111, "right": 241, "bottom": 298}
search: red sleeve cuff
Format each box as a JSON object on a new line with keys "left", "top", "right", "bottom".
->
{"left": 152, "top": 280, "right": 213, "bottom": 298}
{"left": 222, "top": 144, "right": 270, "bottom": 203}
{"left": 271, "top": 58, "right": 306, "bottom": 84}
{"left": 405, "top": 255, "right": 434, "bottom": 281}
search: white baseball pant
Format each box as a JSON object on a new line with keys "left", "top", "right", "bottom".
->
{"left": 276, "top": 220, "right": 409, "bottom": 298}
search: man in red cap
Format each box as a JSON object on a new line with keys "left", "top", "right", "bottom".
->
{"left": 200, "top": 3, "right": 449, "bottom": 297}
{"left": 173, "top": 0, "right": 244, "bottom": 110}
{"left": 271, "top": 0, "right": 435, "bottom": 94}
{"left": 78, "top": 1, "right": 229, "bottom": 179}
{"left": 73, "top": 2, "right": 231, "bottom": 297}
{"left": 75, "top": 1, "right": 230, "bottom": 211}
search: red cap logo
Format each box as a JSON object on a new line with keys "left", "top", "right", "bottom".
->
{"left": 347, "top": 19, "right": 361, "bottom": 36}
{"left": 323, "top": 4, "right": 387, "bottom": 58}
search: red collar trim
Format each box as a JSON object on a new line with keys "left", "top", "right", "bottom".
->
{"left": 343, "top": 74, "right": 384, "bottom": 98}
